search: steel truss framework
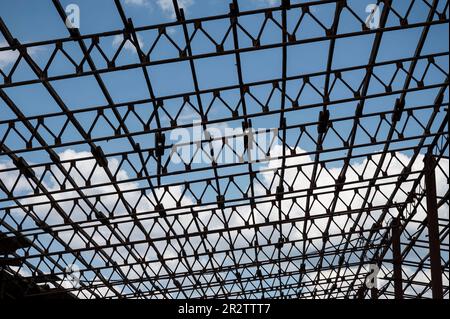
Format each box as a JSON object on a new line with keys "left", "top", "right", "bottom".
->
{"left": 0, "top": 0, "right": 448, "bottom": 299}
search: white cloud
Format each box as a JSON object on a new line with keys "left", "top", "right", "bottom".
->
{"left": 112, "top": 34, "right": 145, "bottom": 53}
{"left": 0, "top": 41, "right": 45, "bottom": 69}
{"left": 2, "top": 146, "right": 447, "bottom": 298}
{"left": 6, "top": 148, "right": 197, "bottom": 297}
{"left": 156, "top": 0, "right": 194, "bottom": 18}
{"left": 124, "top": 0, "right": 150, "bottom": 7}
{"left": 167, "top": 26, "right": 177, "bottom": 35}
{"left": 0, "top": 42, "right": 19, "bottom": 68}
{"left": 0, "top": 161, "right": 35, "bottom": 194}
{"left": 257, "top": 145, "right": 449, "bottom": 239}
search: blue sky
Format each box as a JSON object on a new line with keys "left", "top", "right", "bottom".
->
{"left": 0, "top": 0, "right": 449, "bottom": 298}
{"left": 0, "top": 0, "right": 448, "bottom": 185}
{"left": 1, "top": 0, "right": 448, "bottom": 156}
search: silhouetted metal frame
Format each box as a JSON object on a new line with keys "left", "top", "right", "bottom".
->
{"left": 0, "top": 0, "right": 448, "bottom": 299}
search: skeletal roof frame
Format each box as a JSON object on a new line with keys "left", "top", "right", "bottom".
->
{"left": 0, "top": 0, "right": 448, "bottom": 299}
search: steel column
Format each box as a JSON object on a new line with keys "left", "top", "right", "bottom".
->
{"left": 424, "top": 154, "right": 444, "bottom": 299}
{"left": 391, "top": 218, "right": 403, "bottom": 299}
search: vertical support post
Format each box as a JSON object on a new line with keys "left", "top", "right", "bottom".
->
{"left": 370, "top": 287, "right": 378, "bottom": 299}
{"left": 424, "top": 154, "right": 443, "bottom": 299}
{"left": 0, "top": 268, "right": 4, "bottom": 300}
{"left": 391, "top": 218, "right": 403, "bottom": 299}
{"left": 356, "top": 286, "right": 365, "bottom": 299}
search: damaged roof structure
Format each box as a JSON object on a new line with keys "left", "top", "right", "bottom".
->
{"left": 0, "top": 0, "right": 448, "bottom": 299}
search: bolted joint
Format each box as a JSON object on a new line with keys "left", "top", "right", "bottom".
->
{"left": 229, "top": 1, "right": 239, "bottom": 16}
{"left": 13, "top": 156, "right": 35, "bottom": 179}
{"left": 317, "top": 109, "right": 330, "bottom": 134}
{"left": 281, "top": 0, "right": 291, "bottom": 8}
{"left": 155, "top": 132, "right": 166, "bottom": 157}
{"left": 391, "top": 98, "right": 405, "bottom": 123}
{"left": 217, "top": 195, "right": 225, "bottom": 209}
{"left": 155, "top": 204, "right": 166, "bottom": 217}
{"left": 276, "top": 185, "right": 284, "bottom": 200}
{"left": 91, "top": 146, "right": 108, "bottom": 168}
